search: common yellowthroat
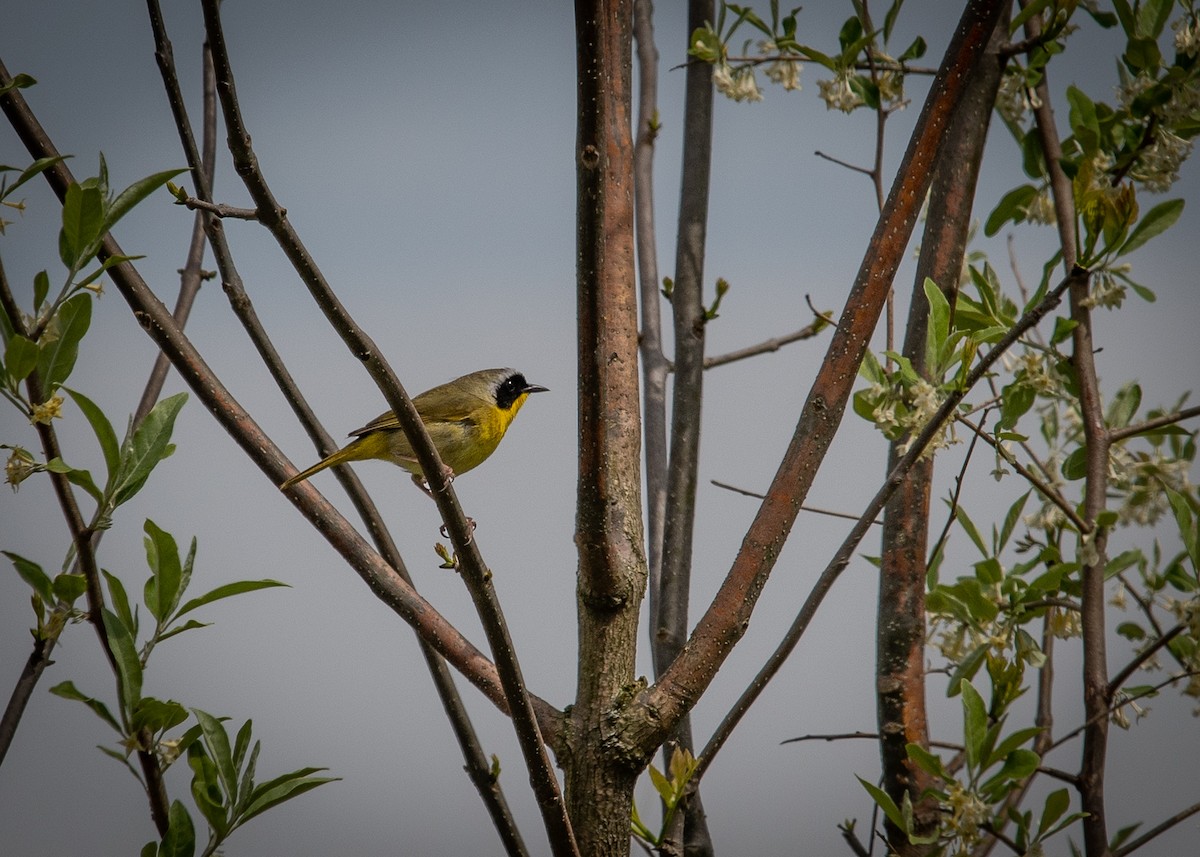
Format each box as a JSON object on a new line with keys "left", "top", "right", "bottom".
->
{"left": 280, "top": 368, "right": 547, "bottom": 493}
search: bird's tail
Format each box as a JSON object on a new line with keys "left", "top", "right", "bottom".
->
{"left": 279, "top": 441, "right": 367, "bottom": 490}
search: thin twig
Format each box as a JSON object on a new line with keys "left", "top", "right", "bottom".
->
{"left": 1113, "top": 800, "right": 1200, "bottom": 857}
{"left": 703, "top": 319, "right": 827, "bottom": 369}
{"left": 1107, "top": 623, "right": 1185, "bottom": 699}
{"left": 1110, "top": 406, "right": 1200, "bottom": 443}
{"left": 176, "top": 195, "right": 259, "bottom": 219}
{"left": 927, "top": 408, "right": 988, "bottom": 569}
{"left": 815, "top": 149, "right": 874, "bottom": 177}
{"left": 711, "top": 479, "right": 882, "bottom": 525}
{"left": 956, "top": 414, "right": 1090, "bottom": 533}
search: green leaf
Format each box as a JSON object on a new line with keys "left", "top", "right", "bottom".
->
{"left": 1037, "top": 788, "right": 1072, "bottom": 838}
{"left": 102, "top": 607, "right": 143, "bottom": 716}
{"left": 143, "top": 519, "right": 183, "bottom": 623}
{"left": 131, "top": 697, "right": 190, "bottom": 736}
{"left": 51, "top": 572, "right": 87, "bottom": 604}
{"left": 648, "top": 763, "right": 671, "bottom": 801}
{"left": 1106, "top": 383, "right": 1141, "bottom": 430}
{"left": 4, "top": 334, "right": 38, "bottom": 384}
{"left": 956, "top": 506, "right": 988, "bottom": 556}
{"left": 1, "top": 157, "right": 66, "bottom": 204}
{"left": 188, "top": 742, "right": 229, "bottom": 836}
{"left": 240, "top": 768, "right": 338, "bottom": 825}
{"left": 36, "top": 293, "right": 92, "bottom": 391}
{"left": 156, "top": 619, "right": 211, "bottom": 644}
{"left": 32, "top": 270, "right": 50, "bottom": 312}
{"left": 103, "top": 570, "right": 137, "bottom": 640}
{"left": 60, "top": 181, "right": 105, "bottom": 269}
{"left": 905, "top": 743, "right": 947, "bottom": 779}
{"left": 102, "top": 168, "right": 187, "bottom": 239}
{"left": 112, "top": 392, "right": 187, "bottom": 507}
{"left": 64, "top": 387, "right": 120, "bottom": 487}
{"left": 1166, "top": 488, "right": 1198, "bottom": 573}
{"left": 77, "top": 253, "right": 143, "bottom": 290}
{"left": 856, "top": 776, "right": 907, "bottom": 831}
{"left": 923, "top": 278, "right": 950, "bottom": 375}
{"left": 998, "top": 381, "right": 1035, "bottom": 431}
{"left": 985, "top": 184, "right": 1037, "bottom": 235}
{"left": 1066, "top": 86, "right": 1099, "bottom": 153}
{"left": 1118, "top": 199, "right": 1184, "bottom": 256}
{"left": 1049, "top": 316, "right": 1078, "bottom": 345}
{"left": 984, "top": 748, "right": 1040, "bottom": 789}
{"left": 176, "top": 579, "right": 288, "bottom": 618}
{"left": 159, "top": 800, "right": 196, "bottom": 857}
{"left": 1061, "top": 446, "right": 1088, "bottom": 481}
{"left": 194, "top": 709, "right": 237, "bottom": 800}
{"left": 960, "top": 679, "right": 988, "bottom": 773}
{"left": 4, "top": 550, "right": 54, "bottom": 605}
{"left": 49, "top": 680, "right": 123, "bottom": 733}
{"left": 998, "top": 492, "right": 1031, "bottom": 552}
{"left": 897, "top": 36, "right": 926, "bottom": 62}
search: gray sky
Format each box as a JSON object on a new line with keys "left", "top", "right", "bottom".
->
{"left": 2, "top": 1, "right": 1198, "bottom": 855}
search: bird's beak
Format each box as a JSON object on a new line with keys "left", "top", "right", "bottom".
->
{"left": 523, "top": 383, "right": 549, "bottom": 394}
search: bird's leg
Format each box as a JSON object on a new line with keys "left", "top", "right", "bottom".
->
{"left": 412, "top": 471, "right": 476, "bottom": 541}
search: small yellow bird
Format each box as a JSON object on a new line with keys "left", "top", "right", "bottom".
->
{"left": 280, "top": 368, "right": 547, "bottom": 493}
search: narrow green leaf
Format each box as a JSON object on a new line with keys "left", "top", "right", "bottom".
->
{"left": 905, "top": 743, "right": 947, "bottom": 779}
{"left": 63, "top": 387, "right": 120, "bottom": 487}
{"left": 956, "top": 506, "right": 988, "bottom": 556}
{"left": 1165, "top": 488, "right": 1198, "bottom": 572}
{"left": 4, "top": 334, "right": 38, "bottom": 384}
{"left": 193, "top": 709, "right": 237, "bottom": 800}
{"left": 998, "top": 492, "right": 1031, "bottom": 552}
{"left": 188, "top": 742, "right": 229, "bottom": 836}
{"left": 856, "top": 776, "right": 907, "bottom": 831}
{"left": 112, "top": 392, "right": 187, "bottom": 507}
{"left": 77, "top": 253, "right": 143, "bottom": 290}
{"left": 923, "top": 278, "right": 950, "bottom": 375}
{"left": 158, "top": 800, "right": 196, "bottom": 857}
{"left": 36, "top": 293, "right": 92, "bottom": 391}
{"left": 102, "top": 168, "right": 187, "bottom": 238}
{"left": 4, "top": 550, "right": 54, "bottom": 604}
{"left": 3, "top": 157, "right": 66, "bottom": 204}
{"left": 143, "top": 519, "right": 182, "bottom": 623}
{"left": 176, "top": 579, "right": 288, "bottom": 617}
{"left": 103, "top": 570, "right": 137, "bottom": 641}
{"left": 946, "top": 644, "right": 990, "bottom": 696}
{"left": 49, "top": 680, "right": 123, "bottom": 733}
{"left": 240, "top": 770, "right": 337, "bottom": 826}
{"left": 1119, "top": 199, "right": 1184, "bottom": 256}
{"left": 960, "top": 680, "right": 988, "bottom": 773}
{"left": 237, "top": 739, "right": 262, "bottom": 809}
{"left": 102, "top": 607, "right": 143, "bottom": 715}
{"left": 156, "top": 619, "right": 211, "bottom": 644}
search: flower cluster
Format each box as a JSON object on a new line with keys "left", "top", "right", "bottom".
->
{"left": 817, "top": 68, "right": 863, "bottom": 113}
{"left": 943, "top": 781, "right": 989, "bottom": 852}
{"left": 713, "top": 63, "right": 763, "bottom": 103}
{"left": 760, "top": 41, "right": 802, "bottom": 91}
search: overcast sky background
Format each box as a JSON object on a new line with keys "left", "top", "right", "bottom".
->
{"left": 2, "top": 1, "right": 1198, "bottom": 855}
